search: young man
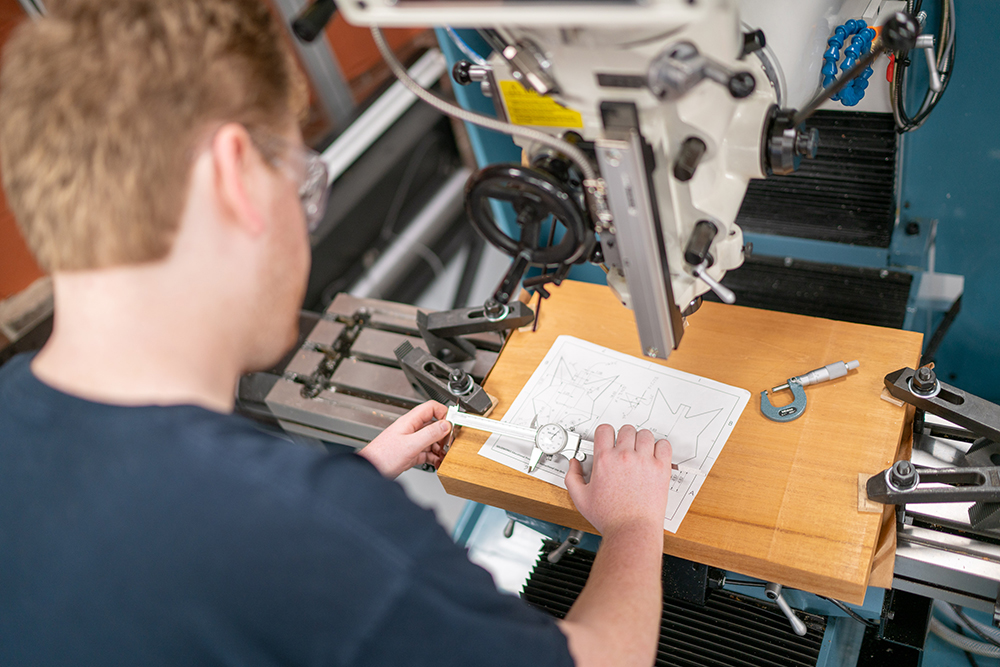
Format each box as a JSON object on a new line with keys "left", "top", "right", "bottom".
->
{"left": 0, "top": 1, "right": 674, "bottom": 665}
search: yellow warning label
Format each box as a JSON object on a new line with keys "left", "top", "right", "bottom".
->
{"left": 498, "top": 80, "right": 584, "bottom": 129}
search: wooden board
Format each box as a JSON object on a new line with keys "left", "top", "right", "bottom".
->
{"left": 437, "top": 280, "right": 923, "bottom": 604}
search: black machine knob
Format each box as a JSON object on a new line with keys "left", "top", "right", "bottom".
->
{"left": 291, "top": 0, "right": 338, "bottom": 43}
{"left": 881, "top": 11, "right": 920, "bottom": 53}
{"left": 452, "top": 60, "right": 474, "bottom": 86}
{"left": 673, "top": 137, "right": 707, "bottom": 182}
{"left": 728, "top": 71, "right": 756, "bottom": 99}
{"left": 765, "top": 107, "right": 820, "bottom": 176}
{"left": 741, "top": 29, "right": 766, "bottom": 59}
{"left": 684, "top": 220, "right": 719, "bottom": 266}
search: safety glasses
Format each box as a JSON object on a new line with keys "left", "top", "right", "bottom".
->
{"left": 250, "top": 130, "right": 330, "bottom": 233}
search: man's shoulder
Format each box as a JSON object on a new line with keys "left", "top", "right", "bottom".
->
{"left": 0, "top": 351, "right": 406, "bottom": 541}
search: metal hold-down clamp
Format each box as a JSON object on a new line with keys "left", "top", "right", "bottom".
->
{"left": 867, "top": 366, "right": 1000, "bottom": 530}
{"left": 417, "top": 301, "right": 534, "bottom": 364}
{"left": 395, "top": 342, "right": 494, "bottom": 414}
{"left": 866, "top": 459, "right": 1000, "bottom": 505}
{"left": 760, "top": 360, "right": 860, "bottom": 422}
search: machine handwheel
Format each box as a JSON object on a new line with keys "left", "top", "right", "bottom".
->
{"left": 465, "top": 164, "right": 590, "bottom": 266}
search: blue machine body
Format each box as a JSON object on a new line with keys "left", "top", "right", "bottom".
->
{"left": 436, "top": 7, "right": 1000, "bottom": 399}
{"left": 436, "top": 6, "right": 1000, "bottom": 661}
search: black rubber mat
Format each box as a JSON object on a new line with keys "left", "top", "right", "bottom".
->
{"left": 736, "top": 111, "right": 897, "bottom": 248}
{"left": 522, "top": 541, "right": 827, "bottom": 667}
{"left": 705, "top": 255, "right": 912, "bottom": 329}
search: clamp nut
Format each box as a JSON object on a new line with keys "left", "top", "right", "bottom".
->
{"left": 889, "top": 460, "right": 917, "bottom": 490}
{"left": 448, "top": 368, "right": 475, "bottom": 396}
{"left": 483, "top": 298, "right": 503, "bottom": 319}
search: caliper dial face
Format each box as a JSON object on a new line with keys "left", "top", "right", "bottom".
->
{"left": 535, "top": 423, "right": 569, "bottom": 455}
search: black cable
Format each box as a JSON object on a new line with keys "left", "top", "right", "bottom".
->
{"left": 820, "top": 596, "right": 880, "bottom": 629}
{"left": 952, "top": 605, "right": 1000, "bottom": 649}
{"left": 378, "top": 133, "right": 442, "bottom": 242}
{"left": 920, "top": 294, "right": 961, "bottom": 366}
{"left": 893, "top": 0, "right": 955, "bottom": 132}
{"left": 723, "top": 579, "right": 766, "bottom": 588}
{"left": 531, "top": 289, "right": 542, "bottom": 332}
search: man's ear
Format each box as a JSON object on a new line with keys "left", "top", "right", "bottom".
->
{"left": 211, "top": 123, "right": 268, "bottom": 236}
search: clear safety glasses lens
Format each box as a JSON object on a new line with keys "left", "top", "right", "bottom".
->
{"left": 300, "top": 154, "right": 330, "bottom": 233}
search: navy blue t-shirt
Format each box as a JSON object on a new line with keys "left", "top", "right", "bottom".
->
{"left": 0, "top": 354, "right": 573, "bottom": 666}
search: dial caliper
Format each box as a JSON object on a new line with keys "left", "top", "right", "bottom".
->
{"left": 445, "top": 406, "right": 707, "bottom": 477}
{"left": 446, "top": 405, "right": 592, "bottom": 473}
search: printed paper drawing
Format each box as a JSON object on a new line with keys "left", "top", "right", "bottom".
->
{"left": 478, "top": 336, "right": 750, "bottom": 532}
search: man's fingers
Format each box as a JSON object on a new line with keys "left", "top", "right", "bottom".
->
{"left": 654, "top": 438, "right": 673, "bottom": 461}
{"left": 616, "top": 424, "right": 637, "bottom": 449}
{"left": 634, "top": 429, "right": 656, "bottom": 456}
{"left": 427, "top": 400, "right": 448, "bottom": 421}
{"left": 593, "top": 424, "right": 615, "bottom": 456}
{"left": 406, "top": 419, "right": 452, "bottom": 452}
{"left": 399, "top": 401, "right": 448, "bottom": 432}
{"left": 565, "top": 457, "right": 586, "bottom": 500}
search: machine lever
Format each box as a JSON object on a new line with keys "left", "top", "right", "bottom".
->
{"left": 765, "top": 583, "right": 808, "bottom": 636}
{"left": 452, "top": 60, "right": 492, "bottom": 87}
{"left": 648, "top": 42, "right": 755, "bottom": 101}
{"left": 915, "top": 34, "right": 943, "bottom": 92}
{"left": 692, "top": 261, "right": 736, "bottom": 305}
{"left": 547, "top": 530, "right": 584, "bottom": 564}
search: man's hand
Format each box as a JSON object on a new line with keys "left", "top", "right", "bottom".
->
{"left": 565, "top": 424, "right": 672, "bottom": 536}
{"left": 558, "top": 425, "right": 673, "bottom": 667}
{"left": 358, "top": 401, "right": 452, "bottom": 479}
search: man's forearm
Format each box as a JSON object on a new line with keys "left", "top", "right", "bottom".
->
{"left": 559, "top": 520, "right": 664, "bottom": 667}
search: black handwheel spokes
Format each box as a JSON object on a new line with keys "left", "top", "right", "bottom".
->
{"left": 465, "top": 164, "right": 592, "bottom": 267}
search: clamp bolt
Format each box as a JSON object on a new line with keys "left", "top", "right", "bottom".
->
{"left": 483, "top": 298, "right": 504, "bottom": 320}
{"left": 911, "top": 366, "right": 939, "bottom": 396}
{"left": 889, "top": 460, "right": 917, "bottom": 490}
{"left": 448, "top": 368, "right": 475, "bottom": 396}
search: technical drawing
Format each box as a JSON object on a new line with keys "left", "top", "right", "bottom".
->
{"left": 478, "top": 336, "right": 751, "bottom": 533}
